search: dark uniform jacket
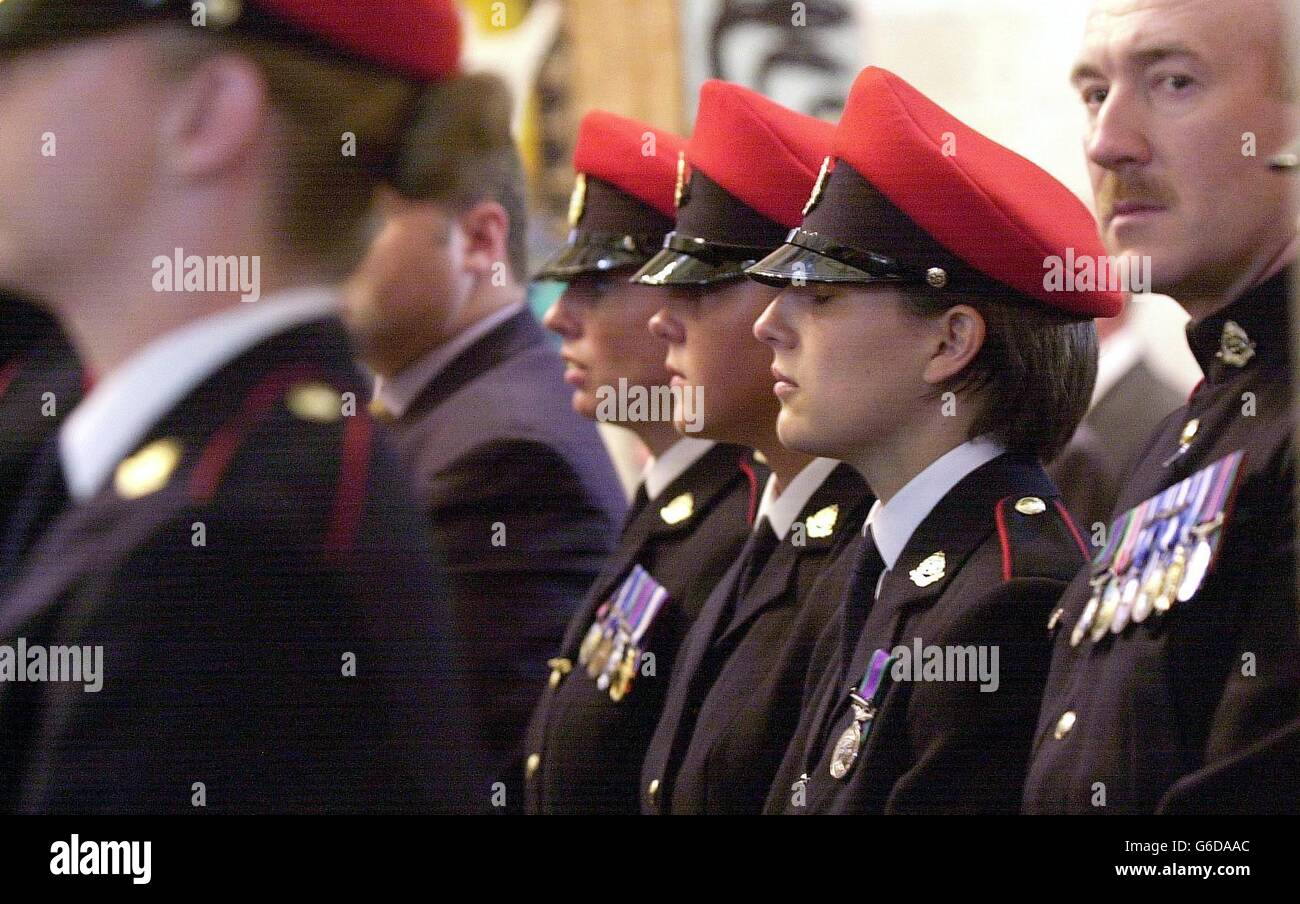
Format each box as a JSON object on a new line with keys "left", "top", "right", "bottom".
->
{"left": 641, "top": 462, "right": 871, "bottom": 814}
{"left": 1023, "top": 270, "right": 1300, "bottom": 814}
{"left": 1051, "top": 359, "right": 1184, "bottom": 535}
{"left": 383, "top": 308, "right": 626, "bottom": 777}
{"left": 0, "top": 318, "right": 484, "bottom": 813}
{"left": 770, "top": 454, "right": 1087, "bottom": 814}
{"left": 0, "top": 297, "right": 82, "bottom": 583}
{"left": 521, "top": 443, "right": 763, "bottom": 814}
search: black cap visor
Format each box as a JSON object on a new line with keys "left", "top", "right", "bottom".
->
{"left": 630, "top": 232, "right": 770, "bottom": 287}
{"left": 745, "top": 228, "right": 922, "bottom": 288}
{"left": 534, "top": 232, "right": 660, "bottom": 282}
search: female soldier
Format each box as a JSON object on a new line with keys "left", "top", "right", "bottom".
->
{"left": 749, "top": 67, "right": 1122, "bottom": 814}
{"left": 634, "top": 81, "right": 874, "bottom": 814}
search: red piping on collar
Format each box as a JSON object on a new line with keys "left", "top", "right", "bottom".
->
{"left": 994, "top": 497, "right": 1012, "bottom": 582}
{"left": 1054, "top": 499, "right": 1090, "bottom": 561}
{"left": 738, "top": 453, "right": 760, "bottom": 526}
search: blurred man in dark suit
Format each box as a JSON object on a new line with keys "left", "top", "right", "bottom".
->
{"left": 0, "top": 291, "right": 81, "bottom": 586}
{"left": 1050, "top": 304, "right": 1185, "bottom": 536}
{"left": 344, "top": 73, "right": 627, "bottom": 790}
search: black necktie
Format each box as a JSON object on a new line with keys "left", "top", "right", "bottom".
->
{"left": 735, "top": 517, "right": 779, "bottom": 600}
{"left": 841, "top": 527, "right": 887, "bottom": 673}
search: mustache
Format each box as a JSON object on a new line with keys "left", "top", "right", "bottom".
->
{"left": 1095, "top": 173, "right": 1178, "bottom": 220}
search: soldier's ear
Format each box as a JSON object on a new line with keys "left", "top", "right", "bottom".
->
{"left": 455, "top": 199, "right": 512, "bottom": 281}
{"left": 158, "top": 53, "right": 268, "bottom": 180}
{"left": 922, "top": 303, "right": 986, "bottom": 386}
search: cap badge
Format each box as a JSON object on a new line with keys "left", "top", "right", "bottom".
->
{"left": 674, "top": 152, "right": 691, "bottom": 210}
{"left": 803, "top": 156, "right": 833, "bottom": 217}
{"left": 115, "top": 438, "right": 184, "bottom": 501}
{"left": 1217, "top": 320, "right": 1256, "bottom": 368}
{"left": 567, "top": 173, "right": 587, "bottom": 229}
{"left": 925, "top": 268, "right": 949, "bottom": 289}
{"left": 660, "top": 492, "right": 695, "bottom": 526}
{"left": 805, "top": 504, "right": 840, "bottom": 539}
{"left": 909, "top": 551, "right": 947, "bottom": 588}
{"left": 287, "top": 382, "right": 344, "bottom": 424}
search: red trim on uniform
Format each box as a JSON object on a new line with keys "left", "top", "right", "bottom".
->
{"left": 187, "top": 364, "right": 320, "bottom": 503}
{"left": 994, "top": 497, "right": 1013, "bottom": 583}
{"left": 1188, "top": 378, "right": 1205, "bottom": 403}
{"left": 324, "top": 412, "right": 374, "bottom": 555}
{"left": 1054, "top": 499, "right": 1091, "bottom": 561}
{"left": 738, "top": 454, "right": 760, "bottom": 526}
{"left": 0, "top": 356, "right": 24, "bottom": 401}
{"left": 81, "top": 369, "right": 97, "bottom": 395}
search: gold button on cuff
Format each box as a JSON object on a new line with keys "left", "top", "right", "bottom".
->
{"left": 1054, "top": 711, "right": 1077, "bottom": 740}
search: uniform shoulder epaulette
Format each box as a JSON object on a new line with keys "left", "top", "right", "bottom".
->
{"left": 993, "top": 494, "right": 1090, "bottom": 584}
{"left": 1067, "top": 450, "right": 1245, "bottom": 646}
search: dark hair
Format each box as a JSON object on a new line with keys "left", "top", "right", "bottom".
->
{"left": 389, "top": 73, "right": 530, "bottom": 284}
{"left": 900, "top": 290, "right": 1099, "bottom": 463}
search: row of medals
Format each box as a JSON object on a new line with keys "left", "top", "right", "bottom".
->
{"left": 1071, "top": 512, "right": 1222, "bottom": 647}
{"left": 578, "top": 615, "right": 639, "bottom": 703}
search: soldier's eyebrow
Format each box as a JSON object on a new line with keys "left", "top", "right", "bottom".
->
{"left": 1070, "top": 44, "right": 1205, "bottom": 87}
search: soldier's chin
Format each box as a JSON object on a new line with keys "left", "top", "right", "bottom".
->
{"left": 776, "top": 410, "right": 824, "bottom": 458}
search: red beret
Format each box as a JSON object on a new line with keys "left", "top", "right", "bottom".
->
{"left": 749, "top": 67, "right": 1122, "bottom": 318}
{"left": 689, "top": 80, "right": 835, "bottom": 229}
{"left": 256, "top": 0, "right": 461, "bottom": 81}
{"left": 573, "top": 112, "right": 685, "bottom": 219}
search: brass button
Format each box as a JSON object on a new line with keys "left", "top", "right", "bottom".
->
{"left": 1054, "top": 711, "right": 1077, "bottom": 740}
{"left": 1016, "top": 496, "right": 1047, "bottom": 516}
{"left": 647, "top": 778, "right": 660, "bottom": 802}
{"left": 526, "top": 753, "right": 541, "bottom": 778}
{"left": 1180, "top": 419, "right": 1200, "bottom": 448}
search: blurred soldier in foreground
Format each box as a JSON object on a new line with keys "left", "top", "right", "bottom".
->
{"left": 1024, "top": 0, "right": 1300, "bottom": 814}
{"left": 0, "top": 291, "right": 81, "bottom": 587}
{"left": 522, "top": 111, "right": 763, "bottom": 813}
{"left": 344, "top": 73, "right": 625, "bottom": 792}
{"left": 0, "top": 0, "right": 483, "bottom": 813}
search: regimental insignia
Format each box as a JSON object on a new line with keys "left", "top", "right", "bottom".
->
{"left": 674, "top": 152, "right": 691, "bottom": 210}
{"left": 909, "top": 551, "right": 946, "bottom": 588}
{"left": 1015, "top": 496, "right": 1047, "bottom": 516}
{"left": 115, "top": 438, "right": 184, "bottom": 500}
{"left": 287, "top": 381, "right": 343, "bottom": 424}
{"left": 1217, "top": 320, "right": 1256, "bottom": 368}
{"left": 805, "top": 504, "right": 840, "bottom": 539}
{"left": 567, "top": 173, "right": 587, "bottom": 228}
{"left": 803, "top": 155, "right": 833, "bottom": 217}
{"left": 660, "top": 492, "right": 695, "bottom": 525}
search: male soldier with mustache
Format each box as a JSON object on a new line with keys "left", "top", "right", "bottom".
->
{"left": 1023, "top": 0, "right": 1299, "bottom": 814}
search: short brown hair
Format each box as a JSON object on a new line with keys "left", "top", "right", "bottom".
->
{"left": 151, "top": 25, "right": 420, "bottom": 279}
{"left": 901, "top": 290, "right": 1099, "bottom": 463}
{"left": 388, "top": 73, "right": 530, "bottom": 284}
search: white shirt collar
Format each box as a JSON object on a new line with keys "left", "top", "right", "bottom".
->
{"left": 1092, "top": 324, "right": 1144, "bottom": 405}
{"left": 59, "top": 287, "right": 341, "bottom": 503}
{"left": 642, "top": 437, "right": 715, "bottom": 501}
{"left": 372, "top": 302, "right": 525, "bottom": 419}
{"left": 863, "top": 436, "right": 1006, "bottom": 570}
{"left": 754, "top": 456, "right": 840, "bottom": 540}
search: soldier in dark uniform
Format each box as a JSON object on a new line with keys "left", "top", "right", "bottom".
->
{"left": 0, "top": 0, "right": 483, "bottom": 812}
{"left": 344, "top": 73, "right": 626, "bottom": 789}
{"left": 521, "top": 110, "right": 764, "bottom": 814}
{"left": 1023, "top": 0, "right": 1300, "bottom": 814}
{"left": 0, "top": 292, "right": 81, "bottom": 584}
{"left": 747, "top": 67, "right": 1122, "bottom": 814}
{"left": 632, "top": 81, "right": 873, "bottom": 815}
